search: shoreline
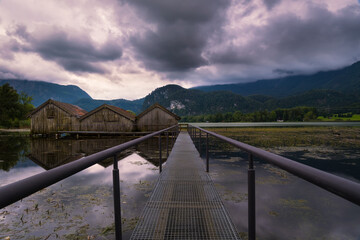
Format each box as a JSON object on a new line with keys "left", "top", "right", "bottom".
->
{"left": 0, "top": 128, "right": 30, "bottom": 133}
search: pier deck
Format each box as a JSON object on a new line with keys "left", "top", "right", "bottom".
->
{"left": 130, "top": 132, "right": 240, "bottom": 240}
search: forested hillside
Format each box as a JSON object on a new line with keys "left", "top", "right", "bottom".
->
{"left": 194, "top": 61, "right": 360, "bottom": 97}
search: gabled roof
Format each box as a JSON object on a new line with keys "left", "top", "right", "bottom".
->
{"left": 28, "top": 99, "right": 87, "bottom": 118}
{"left": 137, "top": 103, "right": 181, "bottom": 120}
{"left": 79, "top": 104, "right": 136, "bottom": 122}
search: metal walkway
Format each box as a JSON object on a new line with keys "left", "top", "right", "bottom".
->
{"left": 131, "top": 132, "right": 240, "bottom": 240}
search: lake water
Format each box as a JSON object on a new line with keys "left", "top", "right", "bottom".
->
{"left": 1, "top": 128, "right": 360, "bottom": 239}
{"left": 194, "top": 127, "right": 360, "bottom": 240}
{"left": 0, "top": 133, "right": 173, "bottom": 239}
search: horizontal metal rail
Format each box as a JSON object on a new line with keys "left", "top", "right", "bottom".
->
{"left": 189, "top": 125, "right": 360, "bottom": 206}
{"left": 0, "top": 125, "right": 178, "bottom": 209}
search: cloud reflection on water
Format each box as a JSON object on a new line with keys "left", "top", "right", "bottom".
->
{"left": 208, "top": 154, "right": 360, "bottom": 240}
{"left": 0, "top": 138, "right": 161, "bottom": 239}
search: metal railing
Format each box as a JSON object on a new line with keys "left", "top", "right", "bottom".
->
{"left": 188, "top": 124, "right": 360, "bottom": 240}
{"left": 0, "top": 124, "right": 179, "bottom": 240}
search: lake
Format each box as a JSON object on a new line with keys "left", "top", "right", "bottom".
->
{"left": 197, "top": 126, "right": 360, "bottom": 239}
{"left": 0, "top": 133, "right": 172, "bottom": 239}
{"left": 1, "top": 126, "right": 360, "bottom": 239}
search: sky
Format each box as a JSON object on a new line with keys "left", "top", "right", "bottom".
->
{"left": 0, "top": 0, "right": 360, "bottom": 100}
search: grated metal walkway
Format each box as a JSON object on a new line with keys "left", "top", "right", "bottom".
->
{"left": 130, "top": 132, "right": 240, "bottom": 240}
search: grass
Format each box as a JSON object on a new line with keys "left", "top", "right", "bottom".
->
{"left": 317, "top": 114, "right": 360, "bottom": 122}
{"left": 206, "top": 126, "right": 360, "bottom": 149}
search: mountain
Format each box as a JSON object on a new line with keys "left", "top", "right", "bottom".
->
{"left": 0, "top": 79, "right": 91, "bottom": 106}
{"left": 142, "top": 85, "right": 264, "bottom": 115}
{"left": 73, "top": 98, "right": 144, "bottom": 113}
{"left": 263, "top": 90, "right": 359, "bottom": 110}
{"left": 143, "top": 85, "right": 360, "bottom": 115}
{"left": 0, "top": 79, "right": 145, "bottom": 113}
{"left": 194, "top": 61, "right": 360, "bottom": 97}
{"left": 3, "top": 59, "right": 360, "bottom": 117}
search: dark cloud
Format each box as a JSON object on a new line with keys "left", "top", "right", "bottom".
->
{"left": 5, "top": 25, "right": 123, "bottom": 74}
{"left": 263, "top": 0, "right": 281, "bottom": 11}
{"left": 210, "top": 4, "right": 360, "bottom": 75}
{"left": 127, "top": 0, "right": 228, "bottom": 23}
{"left": 32, "top": 31, "right": 122, "bottom": 73}
{"left": 132, "top": 23, "right": 209, "bottom": 71}
{"left": 0, "top": 39, "right": 22, "bottom": 60}
{"left": 6, "top": 24, "right": 30, "bottom": 40}
{"left": 56, "top": 59, "right": 105, "bottom": 74}
{"left": 126, "top": 0, "right": 231, "bottom": 72}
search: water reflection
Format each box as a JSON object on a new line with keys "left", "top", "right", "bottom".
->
{"left": 2, "top": 131, "right": 360, "bottom": 239}
{"left": 0, "top": 134, "right": 173, "bottom": 239}
{"left": 0, "top": 133, "right": 30, "bottom": 171}
{"left": 199, "top": 139, "right": 360, "bottom": 240}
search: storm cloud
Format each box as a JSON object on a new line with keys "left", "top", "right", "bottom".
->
{"left": 126, "top": 0, "right": 231, "bottom": 72}
{"left": 207, "top": 2, "right": 360, "bottom": 79}
{"left": 7, "top": 25, "right": 123, "bottom": 74}
{"left": 263, "top": 0, "right": 282, "bottom": 10}
{"left": 0, "top": 0, "right": 360, "bottom": 99}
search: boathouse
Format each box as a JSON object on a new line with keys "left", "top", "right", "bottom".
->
{"left": 136, "top": 103, "right": 181, "bottom": 131}
{"left": 79, "top": 104, "right": 136, "bottom": 132}
{"left": 28, "top": 99, "right": 87, "bottom": 134}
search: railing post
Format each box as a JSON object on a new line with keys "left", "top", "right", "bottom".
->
{"left": 113, "top": 155, "right": 122, "bottom": 240}
{"left": 159, "top": 133, "right": 162, "bottom": 173}
{"left": 199, "top": 130, "right": 202, "bottom": 155}
{"left": 171, "top": 130, "right": 175, "bottom": 145}
{"left": 194, "top": 128, "right": 197, "bottom": 143}
{"left": 248, "top": 153, "right": 256, "bottom": 240}
{"left": 206, "top": 133, "right": 209, "bottom": 172}
{"left": 166, "top": 132, "right": 169, "bottom": 157}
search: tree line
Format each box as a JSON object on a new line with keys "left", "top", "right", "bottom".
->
{"left": 0, "top": 83, "right": 34, "bottom": 128}
{"left": 180, "top": 106, "right": 318, "bottom": 123}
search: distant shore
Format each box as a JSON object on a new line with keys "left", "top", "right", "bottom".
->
{"left": 190, "top": 122, "right": 360, "bottom": 128}
{"left": 0, "top": 128, "right": 30, "bottom": 133}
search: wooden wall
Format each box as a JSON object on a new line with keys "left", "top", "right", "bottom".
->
{"left": 137, "top": 108, "right": 178, "bottom": 131}
{"left": 80, "top": 108, "right": 135, "bottom": 132}
{"left": 30, "top": 103, "right": 80, "bottom": 134}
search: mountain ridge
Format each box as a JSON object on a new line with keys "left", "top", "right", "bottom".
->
{"left": 193, "top": 61, "right": 360, "bottom": 97}
{"left": 2, "top": 60, "right": 360, "bottom": 115}
{"left": 142, "top": 85, "right": 360, "bottom": 115}
{"left": 0, "top": 79, "right": 91, "bottom": 106}
{"left": 0, "top": 79, "right": 145, "bottom": 113}
{"left": 73, "top": 98, "right": 144, "bottom": 114}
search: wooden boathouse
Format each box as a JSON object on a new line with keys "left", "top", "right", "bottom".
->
{"left": 28, "top": 99, "right": 87, "bottom": 134}
{"left": 29, "top": 100, "right": 180, "bottom": 135}
{"left": 136, "top": 103, "right": 181, "bottom": 131}
{"left": 79, "top": 104, "right": 136, "bottom": 132}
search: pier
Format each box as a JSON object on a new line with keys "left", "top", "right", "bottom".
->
{"left": 130, "top": 132, "right": 239, "bottom": 239}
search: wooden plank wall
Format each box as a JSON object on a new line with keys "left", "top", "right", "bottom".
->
{"left": 31, "top": 103, "right": 80, "bottom": 134}
{"left": 80, "top": 108, "right": 135, "bottom": 132}
{"left": 137, "top": 108, "right": 178, "bottom": 131}
{"left": 31, "top": 104, "right": 178, "bottom": 134}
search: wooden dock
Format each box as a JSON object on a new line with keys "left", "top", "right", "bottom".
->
{"left": 130, "top": 132, "right": 240, "bottom": 239}
{"left": 57, "top": 131, "right": 152, "bottom": 137}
